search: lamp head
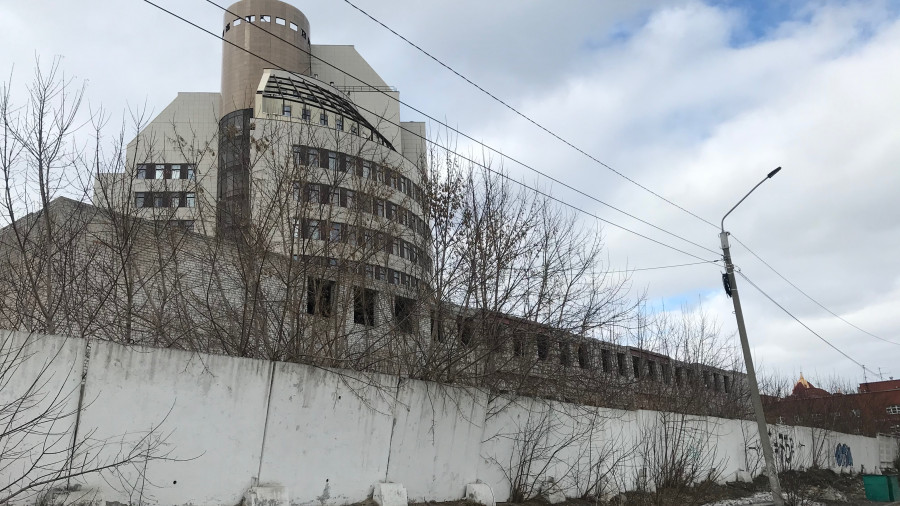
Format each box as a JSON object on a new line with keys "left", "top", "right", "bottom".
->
{"left": 767, "top": 166, "right": 782, "bottom": 179}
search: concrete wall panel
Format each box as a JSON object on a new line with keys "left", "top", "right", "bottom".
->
{"left": 78, "top": 341, "right": 272, "bottom": 505}
{"left": 386, "top": 380, "right": 487, "bottom": 501}
{"left": 0, "top": 331, "right": 84, "bottom": 503}
{"left": 258, "top": 362, "right": 397, "bottom": 505}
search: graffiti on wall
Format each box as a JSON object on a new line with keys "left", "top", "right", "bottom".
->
{"left": 769, "top": 430, "right": 798, "bottom": 470}
{"left": 835, "top": 443, "right": 853, "bottom": 468}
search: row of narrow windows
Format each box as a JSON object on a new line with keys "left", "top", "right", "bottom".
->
{"left": 294, "top": 218, "right": 428, "bottom": 269}
{"left": 294, "top": 145, "right": 425, "bottom": 206}
{"left": 306, "top": 278, "right": 416, "bottom": 333}
{"left": 136, "top": 163, "right": 196, "bottom": 180}
{"left": 437, "top": 324, "right": 735, "bottom": 392}
{"left": 292, "top": 182, "right": 428, "bottom": 238}
{"left": 134, "top": 192, "right": 196, "bottom": 209}
{"left": 226, "top": 15, "right": 308, "bottom": 41}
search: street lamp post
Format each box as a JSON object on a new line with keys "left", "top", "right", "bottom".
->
{"left": 720, "top": 166, "right": 784, "bottom": 506}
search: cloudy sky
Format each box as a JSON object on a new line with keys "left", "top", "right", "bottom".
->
{"left": 3, "top": 0, "right": 899, "bottom": 385}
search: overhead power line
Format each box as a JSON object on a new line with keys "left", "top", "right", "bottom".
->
{"left": 736, "top": 271, "right": 879, "bottom": 376}
{"left": 200, "top": 0, "right": 721, "bottom": 259}
{"left": 340, "top": 0, "right": 719, "bottom": 230}
{"left": 731, "top": 237, "right": 900, "bottom": 347}
{"left": 340, "top": 1, "right": 900, "bottom": 353}
{"left": 143, "top": 0, "right": 722, "bottom": 266}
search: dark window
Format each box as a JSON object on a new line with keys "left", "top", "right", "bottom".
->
{"left": 336, "top": 117, "right": 343, "bottom": 131}
{"left": 320, "top": 112, "right": 328, "bottom": 126}
{"left": 703, "top": 371, "right": 712, "bottom": 389}
{"left": 135, "top": 192, "right": 147, "bottom": 208}
{"left": 713, "top": 373, "right": 721, "bottom": 392}
{"left": 136, "top": 165, "right": 148, "bottom": 179}
{"left": 647, "top": 360, "right": 657, "bottom": 381}
{"left": 283, "top": 104, "right": 292, "bottom": 116}
{"left": 394, "top": 296, "right": 415, "bottom": 333}
{"left": 601, "top": 349, "right": 611, "bottom": 372}
{"left": 154, "top": 194, "right": 166, "bottom": 208}
{"left": 617, "top": 353, "right": 627, "bottom": 376}
{"left": 578, "top": 345, "right": 589, "bottom": 369}
{"left": 458, "top": 317, "right": 474, "bottom": 347}
{"left": 186, "top": 165, "right": 195, "bottom": 180}
{"left": 632, "top": 356, "right": 641, "bottom": 378}
{"left": 308, "top": 184, "right": 320, "bottom": 204}
{"left": 675, "top": 367, "right": 683, "bottom": 386}
{"left": 513, "top": 337, "right": 524, "bottom": 357}
{"left": 536, "top": 335, "right": 549, "bottom": 361}
{"left": 662, "top": 363, "right": 672, "bottom": 385}
{"left": 723, "top": 375, "right": 731, "bottom": 393}
{"left": 559, "top": 342, "right": 571, "bottom": 366}
{"left": 353, "top": 287, "right": 376, "bottom": 326}
{"left": 302, "top": 107, "right": 311, "bottom": 121}
{"left": 306, "top": 148, "right": 319, "bottom": 167}
{"left": 431, "top": 313, "right": 444, "bottom": 342}
{"left": 186, "top": 192, "right": 196, "bottom": 208}
{"left": 306, "top": 278, "right": 334, "bottom": 317}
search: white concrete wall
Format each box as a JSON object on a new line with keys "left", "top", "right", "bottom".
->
{"left": 77, "top": 340, "right": 272, "bottom": 506}
{"left": 0, "top": 332, "right": 894, "bottom": 505}
{"left": 0, "top": 332, "right": 85, "bottom": 504}
{"left": 258, "top": 362, "right": 397, "bottom": 505}
{"left": 386, "top": 380, "right": 487, "bottom": 501}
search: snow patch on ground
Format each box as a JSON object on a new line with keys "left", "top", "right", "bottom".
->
{"left": 702, "top": 491, "right": 826, "bottom": 506}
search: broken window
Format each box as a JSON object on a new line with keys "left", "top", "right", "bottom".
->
{"left": 306, "top": 278, "right": 334, "bottom": 317}
{"left": 536, "top": 335, "right": 549, "bottom": 361}
{"left": 394, "top": 296, "right": 415, "bottom": 333}
{"left": 353, "top": 287, "right": 376, "bottom": 326}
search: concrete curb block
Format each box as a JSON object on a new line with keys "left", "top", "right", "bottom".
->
{"left": 465, "top": 482, "right": 495, "bottom": 506}
{"left": 244, "top": 485, "right": 289, "bottom": 506}
{"left": 373, "top": 482, "right": 408, "bottom": 506}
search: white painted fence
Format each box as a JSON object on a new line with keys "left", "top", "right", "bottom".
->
{"left": 0, "top": 331, "right": 895, "bottom": 505}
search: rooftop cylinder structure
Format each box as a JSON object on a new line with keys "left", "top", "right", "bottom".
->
{"left": 221, "top": 0, "right": 311, "bottom": 115}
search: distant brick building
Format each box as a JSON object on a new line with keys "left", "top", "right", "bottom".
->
{"left": 764, "top": 375, "right": 900, "bottom": 436}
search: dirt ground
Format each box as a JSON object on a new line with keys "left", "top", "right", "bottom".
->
{"left": 405, "top": 469, "right": 898, "bottom": 506}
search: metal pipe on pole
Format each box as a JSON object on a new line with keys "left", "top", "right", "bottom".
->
{"left": 720, "top": 166, "right": 784, "bottom": 506}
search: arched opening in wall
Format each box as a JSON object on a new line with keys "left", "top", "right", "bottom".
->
{"left": 536, "top": 335, "right": 549, "bottom": 361}
{"left": 559, "top": 341, "right": 571, "bottom": 367}
{"left": 577, "top": 345, "right": 589, "bottom": 369}
{"left": 457, "top": 316, "right": 474, "bottom": 347}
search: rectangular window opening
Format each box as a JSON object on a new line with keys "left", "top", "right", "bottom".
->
{"left": 353, "top": 287, "right": 376, "bottom": 327}
{"left": 536, "top": 335, "right": 549, "bottom": 361}
{"left": 559, "top": 342, "right": 571, "bottom": 367}
{"left": 276, "top": 17, "right": 286, "bottom": 25}
{"left": 394, "top": 296, "right": 415, "bottom": 333}
{"left": 306, "top": 278, "right": 334, "bottom": 317}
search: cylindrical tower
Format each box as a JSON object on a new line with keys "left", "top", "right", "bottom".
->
{"left": 221, "top": 0, "right": 311, "bottom": 115}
